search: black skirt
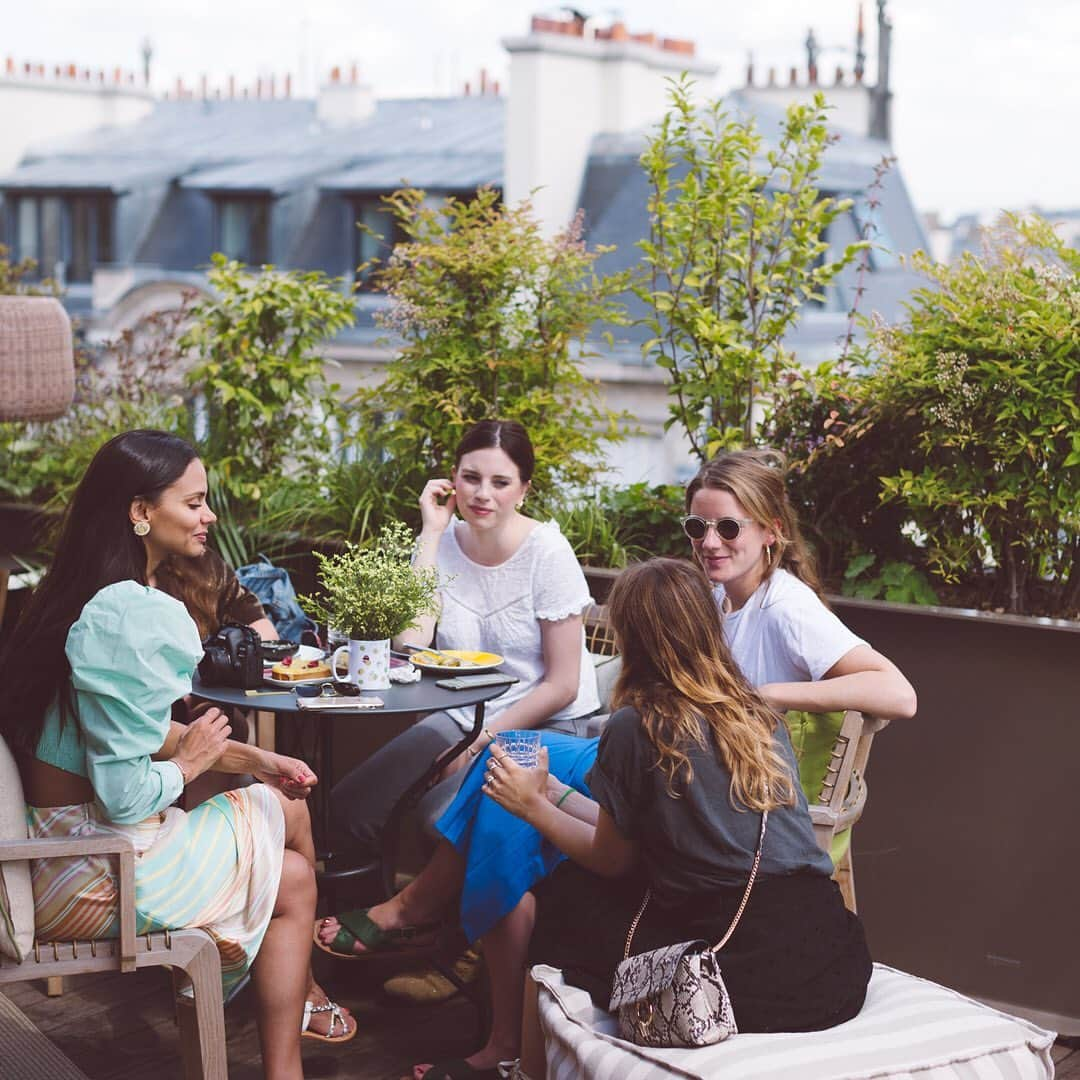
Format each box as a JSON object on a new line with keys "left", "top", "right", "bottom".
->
{"left": 528, "top": 862, "right": 872, "bottom": 1034}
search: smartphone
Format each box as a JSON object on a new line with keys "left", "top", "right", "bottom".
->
{"left": 436, "top": 673, "right": 520, "bottom": 691}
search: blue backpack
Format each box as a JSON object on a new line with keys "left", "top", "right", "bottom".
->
{"left": 235, "top": 556, "right": 318, "bottom": 644}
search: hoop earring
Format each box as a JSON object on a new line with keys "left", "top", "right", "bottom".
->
{"left": 133, "top": 521, "right": 150, "bottom": 537}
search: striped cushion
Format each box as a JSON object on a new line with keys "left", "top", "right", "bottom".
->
{"left": 531, "top": 962, "right": 1055, "bottom": 1080}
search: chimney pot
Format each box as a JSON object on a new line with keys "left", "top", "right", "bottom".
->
{"left": 789, "top": 66, "right": 798, "bottom": 86}
{"left": 268, "top": 73, "right": 276, "bottom": 98}
{"left": 5, "top": 57, "right": 13, "bottom": 75}
{"left": 114, "top": 66, "right": 122, "bottom": 84}
{"left": 479, "top": 67, "right": 487, "bottom": 94}
{"left": 255, "top": 76, "right": 263, "bottom": 98}
{"left": 37, "top": 63, "right": 47, "bottom": 77}
{"left": 464, "top": 79, "right": 471, "bottom": 96}
{"left": 767, "top": 66, "right": 776, "bottom": 86}
{"left": 228, "top": 74, "right": 235, "bottom": 98}
{"left": 350, "top": 63, "right": 358, "bottom": 84}
{"left": 835, "top": 65, "right": 844, "bottom": 85}
{"left": 662, "top": 37, "right": 695, "bottom": 56}
{"left": 53, "top": 64, "right": 61, "bottom": 78}
{"left": 97, "top": 69, "right": 105, "bottom": 83}
{"left": 330, "top": 65, "right": 341, "bottom": 84}
{"left": 492, "top": 78, "right": 500, "bottom": 96}
{"left": 200, "top": 73, "right": 208, "bottom": 97}
{"left": 284, "top": 72, "right": 292, "bottom": 98}
{"left": 746, "top": 55, "right": 755, "bottom": 86}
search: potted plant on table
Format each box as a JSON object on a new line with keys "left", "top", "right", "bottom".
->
{"left": 301, "top": 522, "right": 441, "bottom": 691}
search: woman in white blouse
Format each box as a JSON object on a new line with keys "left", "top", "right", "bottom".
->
{"left": 319, "top": 420, "right": 599, "bottom": 959}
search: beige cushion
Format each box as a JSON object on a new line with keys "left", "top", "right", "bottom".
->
{"left": 0, "top": 736, "right": 33, "bottom": 962}
{"left": 532, "top": 963, "right": 1056, "bottom": 1079}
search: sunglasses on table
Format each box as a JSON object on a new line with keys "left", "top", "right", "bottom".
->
{"left": 295, "top": 680, "right": 362, "bottom": 698}
{"left": 681, "top": 515, "right": 756, "bottom": 542}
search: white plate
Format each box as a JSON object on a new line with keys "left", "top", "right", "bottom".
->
{"left": 408, "top": 649, "right": 504, "bottom": 673}
{"left": 263, "top": 646, "right": 330, "bottom": 688}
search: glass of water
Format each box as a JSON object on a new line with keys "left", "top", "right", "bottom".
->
{"left": 495, "top": 730, "right": 542, "bottom": 768}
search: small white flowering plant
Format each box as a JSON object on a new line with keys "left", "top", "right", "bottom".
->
{"left": 302, "top": 521, "right": 441, "bottom": 641}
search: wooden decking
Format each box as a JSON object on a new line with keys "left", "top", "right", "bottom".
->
{"left": 4, "top": 952, "right": 481, "bottom": 1079}
{"left": 6, "top": 960, "right": 1079, "bottom": 1078}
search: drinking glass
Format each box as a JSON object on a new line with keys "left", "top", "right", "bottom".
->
{"left": 495, "top": 730, "right": 542, "bottom": 768}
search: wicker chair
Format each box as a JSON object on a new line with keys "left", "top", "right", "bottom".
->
{"left": 0, "top": 736, "right": 227, "bottom": 1080}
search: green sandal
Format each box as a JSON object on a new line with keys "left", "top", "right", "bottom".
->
{"left": 313, "top": 908, "right": 439, "bottom": 960}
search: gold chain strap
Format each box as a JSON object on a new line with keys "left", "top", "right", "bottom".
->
{"left": 622, "top": 811, "right": 768, "bottom": 962}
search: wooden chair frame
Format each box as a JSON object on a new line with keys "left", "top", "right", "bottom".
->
{"left": 0, "top": 834, "right": 227, "bottom": 1080}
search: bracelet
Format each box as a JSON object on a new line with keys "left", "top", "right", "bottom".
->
{"left": 555, "top": 787, "right": 573, "bottom": 809}
{"left": 469, "top": 728, "right": 498, "bottom": 758}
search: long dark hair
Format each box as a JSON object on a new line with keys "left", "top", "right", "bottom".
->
{"left": 608, "top": 558, "right": 795, "bottom": 811}
{"left": 454, "top": 420, "right": 535, "bottom": 483}
{"left": 0, "top": 430, "right": 199, "bottom": 757}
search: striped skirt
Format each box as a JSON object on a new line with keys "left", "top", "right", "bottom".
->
{"left": 26, "top": 784, "right": 285, "bottom": 1000}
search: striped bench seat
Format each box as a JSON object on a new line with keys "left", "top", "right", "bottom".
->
{"left": 531, "top": 962, "right": 1055, "bottom": 1079}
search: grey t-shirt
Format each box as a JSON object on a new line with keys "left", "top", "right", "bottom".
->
{"left": 586, "top": 706, "right": 834, "bottom": 908}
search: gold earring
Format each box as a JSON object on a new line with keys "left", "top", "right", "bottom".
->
{"left": 133, "top": 521, "right": 150, "bottom": 537}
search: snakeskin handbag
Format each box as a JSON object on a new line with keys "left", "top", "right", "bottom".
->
{"left": 608, "top": 812, "right": 768, "bottom": 1048}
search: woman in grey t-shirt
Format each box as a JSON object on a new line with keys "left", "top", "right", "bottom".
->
{"left": 486, "top": 558, "right": 872, "bottom": 1038}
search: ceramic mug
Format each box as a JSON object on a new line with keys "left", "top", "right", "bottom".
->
{"left": 331, "top": 638, "right": 391, "bottom": 691}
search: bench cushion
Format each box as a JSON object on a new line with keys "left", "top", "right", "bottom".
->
{"left": 531, "top": 962, "right": 1055, "bottom": 1079}
{"left": 0, "top": 737, "right": 33, "bottom": 963}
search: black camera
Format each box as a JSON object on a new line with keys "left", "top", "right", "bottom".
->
{"left": 198, "top": 623, "right": 264, "bottom": 690}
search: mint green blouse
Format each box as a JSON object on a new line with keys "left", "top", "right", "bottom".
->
{"left": 35, "top": 581, "right": 203, "bottom": 824}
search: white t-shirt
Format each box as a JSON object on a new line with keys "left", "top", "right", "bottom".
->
{"left": 714, "top": 568, "right": 868, "bottom": 688}
{"left": 435, "top": 519, "right": 600, "bottom": 732}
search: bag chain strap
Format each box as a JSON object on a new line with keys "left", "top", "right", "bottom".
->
{"left": 622, "top": 811, "right": 768, "bottom": 962}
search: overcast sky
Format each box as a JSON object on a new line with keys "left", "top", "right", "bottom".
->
{"left": 11, "top": 0, "right": 1079, "bottom": 219}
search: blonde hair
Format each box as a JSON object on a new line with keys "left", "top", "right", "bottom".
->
{"left": 685, "top": 448, "right": 824, "bottom": 599}
{"left": 607, "top": 558, "right": 796, "bottom": 812}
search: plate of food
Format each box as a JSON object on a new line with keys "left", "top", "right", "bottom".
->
{"left": 264, "top": 645, "right": 331, "bottom": 687}
{"left": 408, "top": 649, "right": 504, "bottom": 673}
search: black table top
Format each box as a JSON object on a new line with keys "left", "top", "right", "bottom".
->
{"left": 190, "top": 671, "right": 510, "bottom": 717}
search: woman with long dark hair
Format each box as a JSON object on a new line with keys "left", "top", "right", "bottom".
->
{"left": 318, "top": 420, "right": 600, "bottom": 958}
{"left": 0, "top": 430, "right": 354, "bottom": 1080}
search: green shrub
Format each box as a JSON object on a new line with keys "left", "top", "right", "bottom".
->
{"left": 351, "top": 187, "right": 630, "bottom": 499}
{"left": 637, "top": 79, "right": 865, "bottom": 458}
{"left": 181, "top": 255, "right": 355, "bottom": 503}
{"left": 865, "top": 215, "right": 1080, "bottom": 616}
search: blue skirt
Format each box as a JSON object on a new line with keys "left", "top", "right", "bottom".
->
{"left": 434, "top": 731, "right": 600, "bottom": 942}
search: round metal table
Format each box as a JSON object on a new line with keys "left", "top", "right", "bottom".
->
{"left": 190, "top": 672, "right": 510, "bottom": 898}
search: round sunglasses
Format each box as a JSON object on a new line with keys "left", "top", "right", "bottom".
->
{"left": 681, "top": 515, "right": 755, "bottom": 542}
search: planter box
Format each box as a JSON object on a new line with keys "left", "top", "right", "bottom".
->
{"left": 831, "top": 596, "right": 1079, "bottom": 1034}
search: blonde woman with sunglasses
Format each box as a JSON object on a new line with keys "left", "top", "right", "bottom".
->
{"left": 682, "top": 449, "right": 916, "bottom": 721}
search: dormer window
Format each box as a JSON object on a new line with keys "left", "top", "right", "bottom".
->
{"left": 215, "top": 197, "right": 271, "bottom": 265}
{"left": 6, "top": 192, "right": 113, "bottom": 283}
